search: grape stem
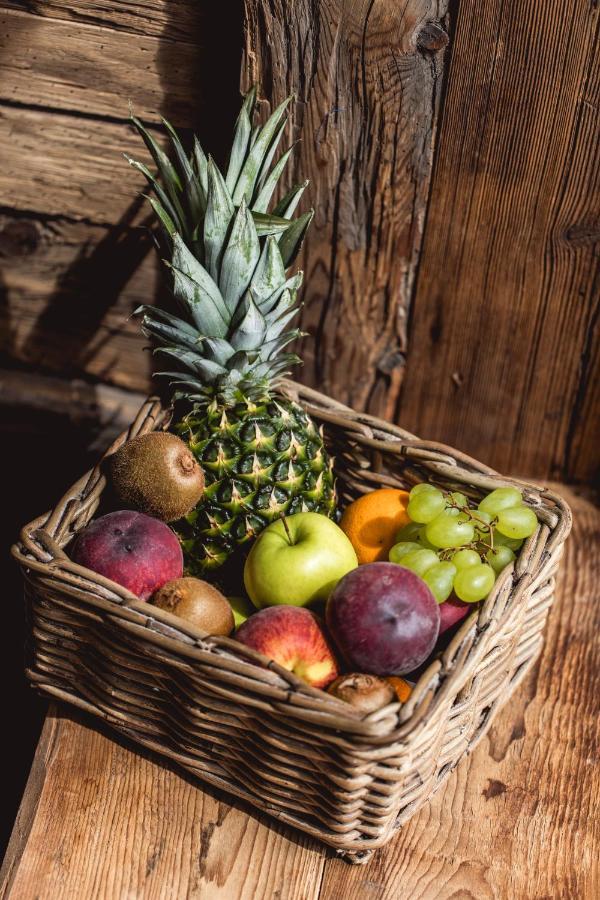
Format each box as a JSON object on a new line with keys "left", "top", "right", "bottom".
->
{"left": 440, "top": 491, "right": 498, "bottom": 560}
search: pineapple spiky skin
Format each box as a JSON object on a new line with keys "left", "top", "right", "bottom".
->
{"left": 176, "top": 395, "right": 336, "bottom": 574}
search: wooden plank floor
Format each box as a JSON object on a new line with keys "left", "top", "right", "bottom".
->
{"left": 2, "top": 486, "right": 598, "bottom": 899}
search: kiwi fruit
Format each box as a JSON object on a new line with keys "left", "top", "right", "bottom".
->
{"left": 327, "top": 673, "right": 395, "bottom": 713}
{"left": 109, "top": 432, "right": 204, "bottom": 522}
{"left": 151, "top": 577, "right": 234, "bottom": 635}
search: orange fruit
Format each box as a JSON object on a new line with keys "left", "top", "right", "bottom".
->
{"left": 340, "top": 488, "right": 410, "bottom": 565}
{"left": 386, "top": 676, "right": 413, "bottom": 703}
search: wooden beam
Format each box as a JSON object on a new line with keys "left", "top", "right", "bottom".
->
{"left": 0, "top": 7, "right": 202, "bottom": 126}
{"left": 0, "top": 212, "right": 155, "bottom": 391}
{"left": 0, "top": 106, "right": 162, "bottom": 224}
{"left": 4, "top": 0, "right": 207, "bottom": 41}
{"left": 2, "top": 486, "right": 598, "bottom": 897}
{"left": 242, "top": 0, "right": 450, "bottom": 420}
{"left": 0, "top": 1, "right": 243, "bottom": 393}
{"left": 0, "top": 368, "right": 146, "bottom": 447}
{"left": 397, "top": 0, "right": 600, "bottom": 483}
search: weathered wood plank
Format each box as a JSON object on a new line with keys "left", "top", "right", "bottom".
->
{"left": 242, "top": 0, "right": 450, "bottom": 420}
{"left": 4, "top": 0, "right": 203, "bottom": 41}
{"left": 0, "top": 213, "right": 155, "bottom": 391}
{"left": 397, "top": 0, "right": 600, "bottom": 483}
{"left": 0, "top": 369, "right": 146, "bottom": 448}
{"left": 1, "top": 711, "right": 327, "bottom": 900}
{"left": 2, "top": 487, "right": 597, "bottom": 898}
{"left": 0, "top": 714, "right": 59, "bottom": 899}
{"left": 0, "top": 7, "right": 200, "bottom": 125}
{"left": 0, "top": 106, "right": 157, "bottom": 224}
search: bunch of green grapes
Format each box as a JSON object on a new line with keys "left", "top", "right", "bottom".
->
{"left": 389, "top": 484, "right": 538, "bottom": 604}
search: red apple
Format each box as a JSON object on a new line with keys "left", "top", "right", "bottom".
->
{"left": 71, "top": 510, "right": 183, "bottom": 600}
{"left": 234, "top": 606, "right": 339, "bottom": 689}
{"left": 439, "top": 595, "right": 471, "bottom": 635}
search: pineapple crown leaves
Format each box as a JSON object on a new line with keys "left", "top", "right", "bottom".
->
{"left": 128, "top": 87, "right": 313, "bottom": 406}
{"left": 127, "top": 87, "right": 311, "bottom": 260}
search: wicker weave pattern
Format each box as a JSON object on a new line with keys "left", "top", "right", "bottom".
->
{"left": 13, "top": 384, "right": 572, "bottom": 863}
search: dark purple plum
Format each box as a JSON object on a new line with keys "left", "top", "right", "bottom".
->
{"left": 71, "top": 510, "right": 183, "bottom": 600}
{"left": 326, "top": 562, "right": 440, "bottom": 675}
{"left": 439, "top": 595, "right": 471, "bottom": 635}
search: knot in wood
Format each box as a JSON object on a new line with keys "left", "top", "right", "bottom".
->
{"left": 0, "top": 219, "right": 40, "bottom": 257}
{"left": 376, "top": 349, "right": 406, "bottom": 375}
{"left": 416, "top": 22, "right": 449, "bottom": 52}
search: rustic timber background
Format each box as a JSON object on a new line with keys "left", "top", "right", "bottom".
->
{"left": 1, "top": 0, "right": 598, "bottom": 482}
{"left": 0, "top": 0, "right": 598, "bottom": 865}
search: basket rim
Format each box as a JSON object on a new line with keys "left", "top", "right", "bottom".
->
{"left": 13, "top": 386, "right": 573, "bottom": 742}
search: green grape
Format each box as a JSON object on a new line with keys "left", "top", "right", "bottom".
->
{"left": 394, "top": 521, "right": 422, "bottom": 543}
{"left": 474, "top": 509, "right": 493, "bottom": 540}
{"left": 423, "top": 562, "right": 457, "bottom": 604}
{"left": 400, "top": 549, "right": 439, "bottom": 578}
{"left": 493, "top": 530, "right": 524, "bottom": 551}
{"left": 407, "top": 489, "right": 445, "bottom": 524}
{"left": 409, "top": 482, "right": 438, "bottom": 499}
{"left": 486, "top": 545, "right": 516, "bottom": 574}
{"left": 476, "top": 510, "right": 493, "bottom": 526}
{"left": 443, "top": 506, "right": 461, "bottom": 518}
{"left": 479, "top": 486, "right": 522, "bottom": 517}
{"left": 453, "top": 564, "right": 496, "bottom": 603}
{"left": 452, "top": 548, "right": 481, "bottom": 570}
{"left": 496, "top": 505, "right": 538, "bottom": 539}
{"left": 446, "top": 491, "right": 469, "bottom": 509}
{"left": 389, "top": 541, "right": 422, "bottom": 564}
{"left": 417, "top": 527, "right": 437, "bottom": 551}
{"left": 425, "top": 511, "right": 476, "bottom": 549}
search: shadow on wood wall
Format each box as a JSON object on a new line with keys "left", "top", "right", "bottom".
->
{"left": 16, "top": 198, "right": 155, "bottom": 381}
{"left": 3, "top": 2, "right": 243, "bottom": 390}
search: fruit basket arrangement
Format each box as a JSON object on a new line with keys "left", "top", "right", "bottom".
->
{"left": 13, "top": 90, "right": 572, "bottom": 863}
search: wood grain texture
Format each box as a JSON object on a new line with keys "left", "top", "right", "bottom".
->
{"left": 0, "top": 7, "right": 201, "bottom": 125}
{"left": 0, "top": 212, "right": 155, "bottom": 390}
{"left": 4, "top": 0, "right": 204, "bottom": 41}
{"left": 0, "top": 110, "right": 161, "bottom": 389}
{"left": 0, "top": 106, "right": 166, "bottom": 224}
{"left": 3, "top": 486, "right": 598, "bottom": 899}
{"left": 398, "top": 0, "right": 600, "bottom": 484}
{"left": 0, "top": 368, "right": 146, "bottom": 448}
{"left": 1, "top": 711, "right": 327, "bottom": 900}
{"left": 242, "top": 0, "right": 450, "bottom": 420}
{"left": 0, "top": 1, "right": 241, "bottom": 393}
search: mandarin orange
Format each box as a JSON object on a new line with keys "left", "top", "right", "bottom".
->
{"left": 386, "top": 675, "right": 413, "bottom": 703}
{"left": 340, "top": 488, "right": 410, "bottom": 564}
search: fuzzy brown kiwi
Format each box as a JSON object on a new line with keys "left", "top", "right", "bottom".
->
{"left": 110, "top": 432, "right": 204, "bottom": 522}
{"left": 151, "top": 577, "right": 234, "bottom": 635}
{"left": 327, "top": 673, "right": 395, "bottom": 713}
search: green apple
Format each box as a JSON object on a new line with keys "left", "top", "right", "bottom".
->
{"left": 228, "top": 594, "right": 255, "bottom": 628}
{"left": 244, "top": 512, "right": 358, "bottom": 608}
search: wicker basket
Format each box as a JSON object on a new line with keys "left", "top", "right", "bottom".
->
{"left": 13, "top": 381, "right": 572, "bottom": 863}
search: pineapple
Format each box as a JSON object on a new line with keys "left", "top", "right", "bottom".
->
{"left": 128, "top": 88, "right": 336, "bottom": 574}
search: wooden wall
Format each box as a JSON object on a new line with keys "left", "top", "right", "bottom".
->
{"left": 0, "top": 0, "right": 598, "bottom": 483}
{"left": 399, "top": 0, "right": 600, "bottom": 484}
{"left": 0, "top": 1, "right": 242, "bottom": 390}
